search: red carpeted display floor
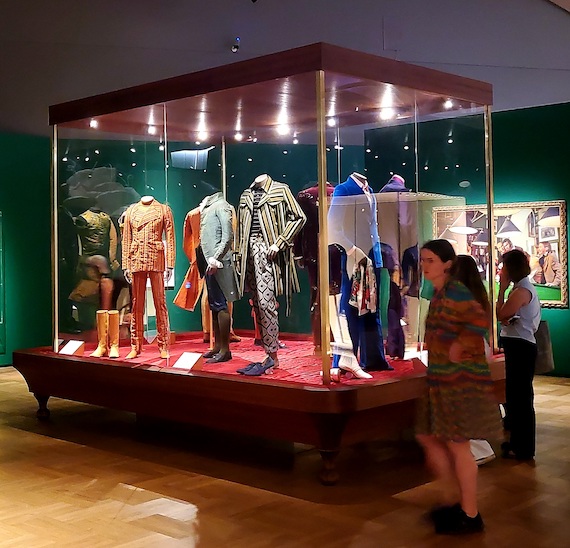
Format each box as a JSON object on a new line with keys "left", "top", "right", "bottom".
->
{"left": 81, "top": 332, "right": 418, "bottom": 387}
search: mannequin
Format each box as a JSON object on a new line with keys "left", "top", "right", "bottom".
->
{"left": 174, "top": 205, "right": 240, "bottom": 343}
{"left": 235, "top": 174, "right": 306, "bottom": 374}
{"left": 122, "top": 195, "right": 175, "bottom": 359}
{"left": 294, "top": 182, "right": 340, "bottom": 351}
{"left": 328, "top": 172, "right": 392, "bottom": 372}
{"left": 196, "top": 192, "right": 239, "bottom": 363}
{"left": 70, "top": 206, "right": 120, "bottom": 328}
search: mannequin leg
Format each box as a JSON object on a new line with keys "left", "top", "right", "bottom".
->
{"left": 250, "top": 299, "right": 262, "bottom": 344}
{"left": 247, "top": 237, "right": 279, "bottom": 366}
{"left": 107, "top": 310, "right": 120, "bottom": 358}
{"left": 217, "top": 309, "right": 231, "bottom": 355}
{"left": 307, "top": 263, "right": 321, "bottom": 351}
{"left": 149, "top": 271, "right": 170, "bottom": 359}
{"left": 99, "top": 277, "right": 114, "bottom": 311}
{"left": 201, "top": 286, "right": 211, "bottom": 343}
{"left": 203, "top": 311, "right": 221, "bottom": 358}
{"left": 228, "top": 301, "right": 241, "bottom": 342}
{"left": 203, "top": 274, "right": 232, "bottom": 363}
{"left": 126, "top": 272, "right": 146, "bottom": 359}
{"left": 90, "top": 310, "right": 108, "bottom": 357}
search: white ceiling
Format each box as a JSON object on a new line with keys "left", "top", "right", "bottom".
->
{"left": 1, "top": 0, "right": 569, "bottom": 136}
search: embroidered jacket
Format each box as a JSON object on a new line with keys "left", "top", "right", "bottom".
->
{"left": 122, "top": 198, "right": 175, "bottom": 273}
{"left": 76, "top": 208, "right": 119, "bottom": 269}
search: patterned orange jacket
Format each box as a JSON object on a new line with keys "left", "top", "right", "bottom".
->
{"left": 122, "top": 198, "right": 175, "bottom": 273}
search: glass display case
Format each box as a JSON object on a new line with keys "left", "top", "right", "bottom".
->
{"left": 50, "top": 43, "right": 494, "bottom": 380}
{"left": 12, "top": 43, "right": 502, "bottom": 484}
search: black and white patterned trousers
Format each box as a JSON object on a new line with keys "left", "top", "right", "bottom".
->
{"left": 245, "top": 235, "right": 279, "bottom": 354}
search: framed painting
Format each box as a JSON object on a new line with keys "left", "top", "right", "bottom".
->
{"left": 432, "top": 200, "right": 567, "bottom": 308}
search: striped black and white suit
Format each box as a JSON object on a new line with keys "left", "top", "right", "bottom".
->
{"left": 235, "top": 175, "right": 306, "bottom": 353}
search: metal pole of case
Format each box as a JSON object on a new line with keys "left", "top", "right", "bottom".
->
{"left": 484, "top": 105, "right": 497, "bottom": 352}
{"left": 316, "top": 70, "right": 331, "bottom": 384}
{"left": 52, "top": 124, "right": 59, "bottom": 352}
{"left": 221, "top": 136, "right": 227, "bottom": 200}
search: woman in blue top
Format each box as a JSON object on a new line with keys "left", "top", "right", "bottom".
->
{"left": 496, "top": 249, "right": 541, "bottom": 460}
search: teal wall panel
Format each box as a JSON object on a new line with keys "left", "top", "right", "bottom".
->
{"left": 493, "top": 105, "right": 570, "bottom": 377}
{"left": 0, "top": 133, "right": 52, "bottom": 365}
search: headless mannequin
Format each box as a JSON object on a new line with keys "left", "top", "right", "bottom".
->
{"left": 123, "top": 195, "right": 175, "bottom": 359}
{"left": 199, "top": 191, "right": 238, "bottom": 363}
{"left": 343, "top": 173, "right": 370, "bottom": 275}
{"left": 328, "top": 174, "right": 371, "bottom": 378}
{"left": 328, "top": 172, "right": 391, "bottom": 373}
{"left": 124, "top": 196, "right": 173, "bottom": 285}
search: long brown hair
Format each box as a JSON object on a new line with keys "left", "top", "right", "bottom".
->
{"left": 455, "top": 254, "right": 490, "bottom": 315}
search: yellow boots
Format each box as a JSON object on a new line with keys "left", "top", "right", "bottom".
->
{"left": 90, "top": 310, "right": 120, "bottom": 358}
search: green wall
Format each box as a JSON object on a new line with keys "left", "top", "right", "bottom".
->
{"left": 0, "top": 133, "right": 52, "bottom": 365}
{"left": 493, "top": 105, "right": 570, "bottom": 377}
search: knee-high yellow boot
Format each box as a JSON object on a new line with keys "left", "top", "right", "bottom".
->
{"left": 90, "top": 310, "right": 108, "bottom": 357}
{"left": 107, "top": 310, "right": 120, "bottom": 358}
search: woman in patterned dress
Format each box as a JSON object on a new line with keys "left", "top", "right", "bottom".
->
{"left": 416, "top": 240, "right": 502, "bottom": 535}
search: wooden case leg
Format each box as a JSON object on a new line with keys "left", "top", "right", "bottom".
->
{"left": 34, "top": 394, "right": 50, "bottom": 421}
{"left": 313, "top": 413, "right": 348, "bottom": 485}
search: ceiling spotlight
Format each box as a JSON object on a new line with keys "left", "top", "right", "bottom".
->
{"left": 231, "top": 37, "right": 240, "bottom": 53}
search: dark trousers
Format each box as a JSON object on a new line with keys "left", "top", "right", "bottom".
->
{"left": 502, "top": 337, "right": 537, "bottom": 458}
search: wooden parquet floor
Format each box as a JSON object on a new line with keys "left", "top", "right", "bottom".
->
{"left": 0, "top": 367, "right": 569, "bottom": 547}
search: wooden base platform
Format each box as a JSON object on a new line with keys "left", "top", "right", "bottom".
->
{"left": 12, "top": 346, "right": 505, "bottom": 485}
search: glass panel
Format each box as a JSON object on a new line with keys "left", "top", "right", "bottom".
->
{"left": 164, "top": 95, "right": 223, "bottom": 341}
{"left": 56, "top": 105, "right": 168, "bottom": 358}
{"left": 133, "top": 74, "right": 323, "bottom": 374}
{"left": 326, "top": 74, "right": 489, "bottom": 370}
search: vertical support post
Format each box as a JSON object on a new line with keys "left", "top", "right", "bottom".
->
{"left": 51, "top": 125, "right": 59, "bottom": 353}
{"left": 221, "top": 136, "right": 227, "bottom": 200}
{"left": 316, "top": 70, "right": 331, "bottom": 384}
{"left": 163, "top": 104, "right": 169, "bottom": 202}
{"left": 484, "top": 105, "right": 497, "bottom": 351}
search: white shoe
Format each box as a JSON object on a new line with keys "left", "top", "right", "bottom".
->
{"left": 470, "top": 440, "right": 496, "bottom": 466}
{"left": 475, "top": 454, "right": 496, "bottom": 466}
{"left": 338, "top": 355, "right": 372, "bottom": 379}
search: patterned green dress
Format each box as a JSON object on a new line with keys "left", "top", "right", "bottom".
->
{"left": 416, "top": 280, "right": 502, "bottom": 441}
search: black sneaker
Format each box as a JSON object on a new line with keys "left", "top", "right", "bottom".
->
{"left": 437, "top": 508, "right": 484, "bottom": 535}
{"left": 429, "top": 503, "right": 461, "bottom": 529}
